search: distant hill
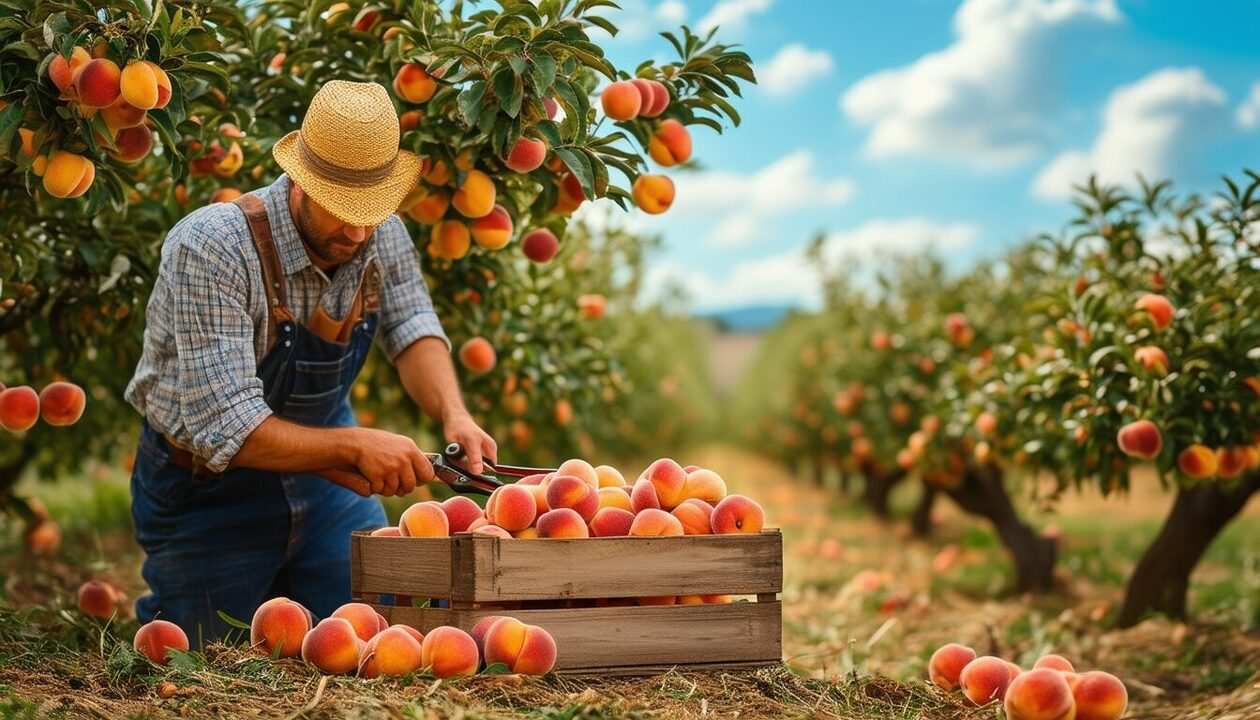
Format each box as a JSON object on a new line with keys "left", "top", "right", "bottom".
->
{"left": 696, "top": 305, "right": 795, "bottom": 333}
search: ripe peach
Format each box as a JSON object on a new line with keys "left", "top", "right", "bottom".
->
{"left": 633, "top": 78, "right": 670, "bottom": 117}
{"left": 134, "top": 620, "right": 190, "bottom": 665}
{"left": 471, "top": 204, "right": 513, "bottom": 250}
{"left": 522, "top": 228, "right": 559, "bottom": 262}
{"left": 505, "top": 136, "right": 547, "bottom": 173}
{"left": 213, "top": 141, "right": 244, "bottom": 176}
{"left": 250, "top": 597, "right": 311, "bottom": 658}
{"left": 537, "top": 508, "right": 590, "bottom": 538}
{"left": 101, "top": 100, "right": 147, "bottom": 131}
{"left": 523, "top": 483, "right": 550, "bottom": 516}
{"left": 1134, "top": 346, "right": 1169, "bottom": 375}
{"left": 545, "top": 475, "right": 599, "bottom": 522}
{"left": 959, "top": 656, "right": 1013, "bottom": 705}
{"left": 458, "top": 337, "right": 496, "bottom": 374}
{"left": 452, "top": 169, "right": 496, "bottom": 218}
{"left": 17, "top": 128, "right": 35, "bottom": 157}
{"left": 928, "top": 643, "right": 976, "bottom": 691}
{"left": 1072, "top": 670, "right": 1127, "bottom": 720}
{"left": 486, "top": 484, "right": 537, "bottom": 532}
{"left": 1007, "top": 661, "right": 1025, "bottom": 678}
{"left": 332, "top": 602, "right": 384, "bottom": 642}
{"left": 1217, "top": 446, "right": 1250, "bottom": 479}
{"left": 77, "top": 580, "right": 120, "bottom": 619}
{"left": 74, "top": 58, "right": 122, "bottom": 108}
{"left": 553, "top": 171, "right": 586, "bottom": 214}
{"left": 399, "top": 109, "right": 423, "bottom": 132}
{"left": 110, "top": 124, "right": 153, "bottom": 163}
{"left": 514, "top": 526, "right": 539, "bottom": 538}
{"left": 642, "top": 458, "right": 687, "bottom": 509}
{"left": 629, "top": 508, "right": 684, "bottom": 536}
{"left": 0, "top": 386, "right": 40, "bottom": 431}
{"left": 632, "top": 174, "right": 674, "bottom": 214}
{"left": 976, "top": 411, "right": 998, "bottom": 437}
{"left": 144, "top": 62, "right": 171, "bottom": 108}
{"left": 590, "top": 506, "right": 635, "bottom": 536}
{"left": 119, "top": 61, "right": 160, "bottom": 109}
{"left": 470, "top": 615, "right": 504, "bottom": 657}
{"left": 636, "top": 595, "right": 677, "bottom": 606}
{"left": 601, "top": 80, "right": 641, "bottom": 120}
{"left": 48, "top": 47, "right": 91, "bottom": 94}
{"left": 671, "top": 498, "right": 713, "bottom": 535}
{"left": 441, "top": 495, "right": 485, "bottom": 534}
{"left": 556, "top": 458, "right": 599, "bottom": 491}
{"left": 682, "top": 468, "right": 727, "bottom": 504}
{"left": 302, "top": 617, "right": 364, "bottom": 674}
{"left": 1135, "top": 293, "right": 1174, "bottom": 329}
{"left": 398, "top": 501, "right": 450, "bottom": 538}
{"left": 393, "top": 63, "right": 437, "bottom": 103}
{"left": 1178, "top": 445, "right": 1214, "bottom": 479}
{"left": 209, "top": 188, "right": 242, "bottom": 204}
{"left": 483, "top": 617, "right": 557, "bottom": 675}
{"left": 42, "top": 151, "right": 95, "bottom": 199}
{"left": 578, "top": 294, "right": 606, "bottom": 320}
{"left": 710, "top": 494, "right": 765, "bottom": 534}
{"left": 25, "top": 520, "right": 61, "bottom": 555}
{"left": 430, "top": 220, "right": 471, "bottom": 260}
{"left": 473, "top": 524, "right": 513, "bottom": 539}
{"left": 629, "top": 479, "right": 661, "bottom": 513}
{"left": 595, "top": 465, "right": 626, "bottom": 488}
{"left": 649, "top": 119, "right": 692, "bottom": 166}
{"left": 420, "top": 626, "right": 479, "bottom": 678}
{"left": 1004, "top": 668, "right": 1076, "bottom": 720}
{"left": 597, "top": 486, "right": 632, "bottom": 512}
{"left": 1117, "top": 419, "right": 1161, "bottom": 459}
{"left": 358, "top": 626, "right": 424, "bottom": 678}
{"left": 352, "top": 9, "right": 380, "bottom": 32}
{"left": 402, "top": 186, "right": 449, "bottom": 224}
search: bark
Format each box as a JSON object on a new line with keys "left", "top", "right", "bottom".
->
{"left": 911, "top": 483, "right": 937, "bottom": 538}
{"left": 860, "top": 463, "right": 907, "bottom": 519}
{"left": 1116, "top": 473, "right": 1260, "bottom": 628}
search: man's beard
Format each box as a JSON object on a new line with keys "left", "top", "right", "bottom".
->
{"left": 295, "top": 197, "right": 367, "bottom": 265}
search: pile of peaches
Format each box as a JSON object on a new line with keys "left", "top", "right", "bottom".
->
{"left": 930, "top": 642, "right": 1127, "bottom": 720}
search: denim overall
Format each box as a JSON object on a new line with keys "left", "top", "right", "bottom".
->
{"left": 130, "top": 194, "right": 387, "bottom": 645}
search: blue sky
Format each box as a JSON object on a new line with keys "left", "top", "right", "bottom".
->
{"left": 576, "top": 0, "right": 1260, "bottom": 313}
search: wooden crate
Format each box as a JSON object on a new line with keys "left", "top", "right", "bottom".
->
{"left": 350, "top": 529, "right": 783, "bottom": 675}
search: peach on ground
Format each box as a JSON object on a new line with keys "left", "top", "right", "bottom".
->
{"left": 470, "top": 615, "right": 504, "bottom": 657}
{"left": 1007, "top": 661, "right": 1024, "bottom": 678}
{"left": 1072, "top": 670, "right": 1128, "bottom": 720}
{"left": 629, "top": 508, "right": 684, "bottom": 537}
{"left": 959, "top": 656, "right": 1013, "bottom": 705}
{"left": 629, "top": 479, "right": 661, "bottom": 513}
{"left": 1134, "top": 346, "right": 1169, "bottom": 375}
{"left": 111, "top": 124, "right": 153, "bottom": 163}
{"left": 681, "top": 468, "right": 726, "bottom": 504}
{"left": 458, "top": 336, "right": 496, "bottom": 374}
{"left": 928, "top": 643, "right": 976, "bottom": 691}
{"left": 77, "top": 580, "right": 120, "bottom": 619}
{"left": 452, "top": 169, "right": 496, "bottom": 218}
{"left": 393, "top": 64, "right": 437, "bottom": 103}
{"left": 595, "top": 465, "right": 626, "bottom": 488}
{"left": 441, "top": 495, "right": 485, "bottom": 533}
{"left": 420, "top": 626, "right": 479, "bottom": 678}
{"left": 25, "top": 520, "right": 62, "bottom": 554}
{"left": 399, "top": 501, "right": 449, "bottom": 538}
{"left": 648, "top": 119, "right": 692, "bottom": 166}
{"left": 505, "top": 136, "right": 547, "bottom": 173}
{"left": 430, "top": 220, "right": 471, "bottom": 260}
{"left": 536, "top": 508, "right": 590, "bottom": 538}
{"left": 471, "top": 204, "right": 513, "bottom": 250}
{"left": 545, "top": 475, "right": 599, "bottom": 522}
{"left": 710, "top": 495, "right": 765, "bottom": 534}
{"left": 332, "top": 602, "right": 384, "bottom": 642}
{"left": 358, "top": 626, "right": 424, "bottom": 678}
{"left": 42, "top": 151, "right": 95, "bottom": 199}
{"left": 631, "top": 174, "right": 674, "bottom": 214}
{"left": 597, "top": 486, "right": 632, "bottom": 512}
{"left": 250, "top": 597, "right": 310, "bottom": 658}
{"left": 589, "top": 507, "right": 635, "bottom": 537}
{"left": 522, "top": 228, "right": 559, "bottom": 262}
{"left": 473, "top": 524, "right": 513, "bottom": 539}
{"left": 370, "top": 526, "right": 402, "bottom": 537}
{"left": 1004, "top": 668, "right": 1076, "bottom": 720}
{"left": 119, "top": 61, "right": 159, "bottom": 109}
{"left": 556, "top": 459, "right": 599, "bottom": 491}
{"left": 600, "top": 80, "right": 641, "bottom": 120}
{"left": 672, "top": 498, "right": 714, "bottom": 535}
{"left": 642, "top": 458, "right": 687, "bottom": 509}
{"left": 74, "top": 58, "right": 122, "bottom": 107}
{"left": 402, "top": 186, "right": 449, "bottom": 224}
{"left": 1033, "top": 655, "right": 1074, "bottom": 673}
{"left": 302, "top": 617, "right": 363, "bottom": 674}
{"left": 1135, "top": 293, "right": 1174, "bottom": 328}
{"left": 134, "top": 620, "right": 190, "bottom": 665}
{"left": 1117, "top": 419, "right": 1162, "bottom": 459}
{"left": 0, "top": 386, "right": 40, "bottom": 431}
{"left": 483, "top": 617, "right": 557, "bottom": 675}
{"left": 486, "top": 484, "right": 537, "bottom": 531}
{"left": 49, "top": 47, "right": 91, "bottom": 94}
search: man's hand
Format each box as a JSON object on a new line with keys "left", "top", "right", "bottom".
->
{"left": 346, "top": 427, "right": 436, "bottom": 496}
{"left": 443, "top": 412, "right": 498, "bottom": 474}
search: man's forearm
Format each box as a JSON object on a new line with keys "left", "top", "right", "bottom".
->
{"left": 397, "top": 336, "right": 471, "bottom": 423}
{"left": 227, "top": 415, "right": 358, "bottom": 472}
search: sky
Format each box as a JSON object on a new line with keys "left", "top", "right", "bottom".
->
{"left": 573, "top": 0, "right": 1260, "bottom": 313}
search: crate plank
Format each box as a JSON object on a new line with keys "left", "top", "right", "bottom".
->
{"left": 553, "top": 660, "right": 780, "bottom": 677}
{"left": 375, "top": 601, "right": 783, "bottom": 672}
{"left": 352, "top": 533, "right": 454, "bottom": 597}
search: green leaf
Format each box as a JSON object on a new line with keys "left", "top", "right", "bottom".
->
{"left": 0, "top": 101, "right": 22, "bottom": 161}
{"left": 216, "top": 609, "right": 251, "bottom": 630}
{"left": 554, "top": 146, "right": 595, "bottom": 199}
{"left": 533, "top": 120, "right": 562, "bottom": 148}
{"left": 530, "top": 54, "right": 557, "bottom": 92}
{"left": 480, "top": 662, "right": 512, "bottom": 675}
{"left": 458, "top": 80, "right": 488, "bottom": 127}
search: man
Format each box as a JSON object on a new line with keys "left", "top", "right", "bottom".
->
{"left": 125, "top": 80, "right": 496, "bottom": 642}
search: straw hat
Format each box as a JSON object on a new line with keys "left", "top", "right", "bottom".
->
{"left": 273, "top": 80, "right": 421, "bottom": 227}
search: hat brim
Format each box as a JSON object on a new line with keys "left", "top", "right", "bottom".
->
{"left": 273, "top": 130, "right": 421, "bottom": 227}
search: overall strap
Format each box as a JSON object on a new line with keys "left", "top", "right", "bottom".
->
{"left": 361, "top": 258, "right": 382, "bottom": 315}
{"left": 232, "top": 194, "right": 295, "bottom": 349}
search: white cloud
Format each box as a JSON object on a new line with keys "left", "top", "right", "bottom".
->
{"left": 667, "top": 150, "right": 856, "bottom": 248}
{"left": 589, "top": 0, "right": 690, "bottom": 42}
{"left": 1238, "top": 82, "right": 1260, "bottom": 130}
{"left": 1032, "top": 67, "right": 1232, "bottom": 201}
{"left": 646, "top": 219, "right": 980, "bottom": 312}
{"left": 759, "top": 44, "right": 834, "bottom": 98}
{"left": 840, "top": 0, "right": 1121, "bottom": 167}
{"left": 698, "top": 0, "right": 773, "bottom": 34}
{"left": 656, "top": 0, "right": 688, "bottom": 24}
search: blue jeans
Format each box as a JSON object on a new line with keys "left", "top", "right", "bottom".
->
{"left": 130, "top": 425, "right": 386, "bottom": 646}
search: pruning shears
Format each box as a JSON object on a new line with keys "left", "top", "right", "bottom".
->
{"left": 427, "top": 442, "right": 555, "bottom": 495}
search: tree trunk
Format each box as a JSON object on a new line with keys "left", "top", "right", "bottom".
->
{"left": 0, "top": 446, "right": 32, "bottom": 496}
{"left": 911, "top": 483, "right": 937, "bottom": 538}
{"left": 812, "top": 458, "right": 826, "bottom": 488}
{"left": 941, "top": 463, "right": 1056, "bottom": 593}
{"left": 860, "top": 463, "right": 906, "bottom": 519}
{"left": 1116, "top": 474, "right": 1260, "bottom": 628}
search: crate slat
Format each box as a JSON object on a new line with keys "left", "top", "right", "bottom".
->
{"left": 353, "top": 534, "right": 453, "bottom": 597}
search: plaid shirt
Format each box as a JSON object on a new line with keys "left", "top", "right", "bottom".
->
{"left": 125, "top": 174, "right": 448, "bottom": 472}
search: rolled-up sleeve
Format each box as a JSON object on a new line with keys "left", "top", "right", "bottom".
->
{"left": 170, "top": 236, "right": 273, "bottom": 472}
{"left": 376, "top": 218, "right": 450, "bottom": 361}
